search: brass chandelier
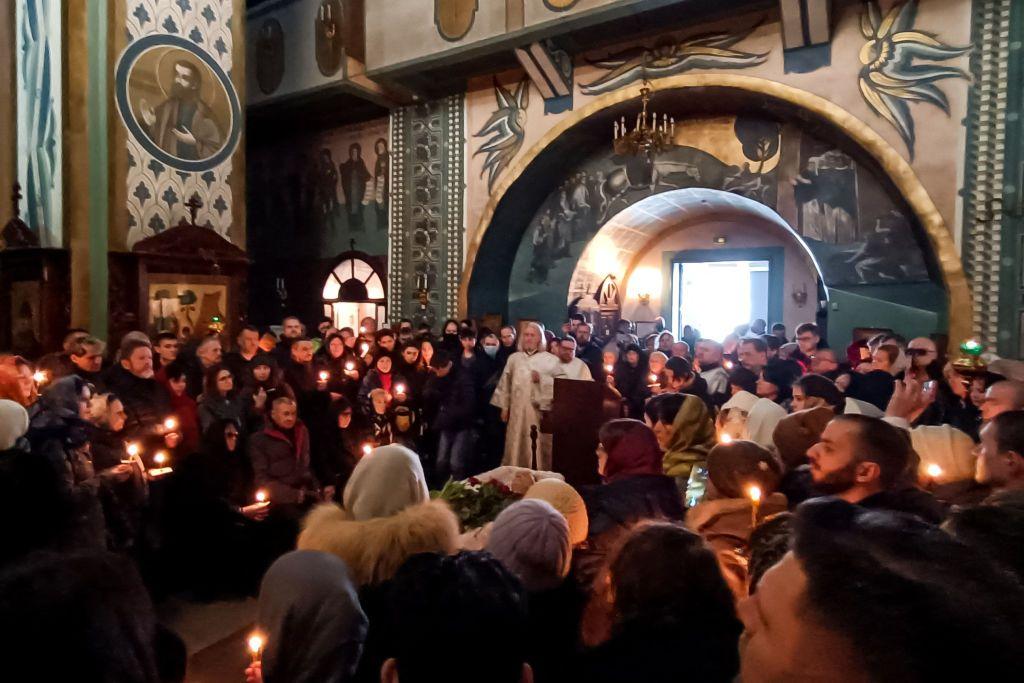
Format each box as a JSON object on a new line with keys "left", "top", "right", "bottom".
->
{"left": 613, "top": 77, "right": 674, "bottom": 157}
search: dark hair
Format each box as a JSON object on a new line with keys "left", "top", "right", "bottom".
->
{"left": 162, "top": 359, "right": 188, "bottom": 383}
{"left": 792, "top": 498, "right": 1024, "bottom": 681}
{"left": 458, "top": 328, "right": 477, "bottom": 341}
{"left": 991, "top": 410, "right": 1024, "bottom": 457}
{"left": 944, "top": 503, "right": 1024, "bottom": 581}
{"left": 740, "top": 337, "right": 767, "bottom": 354}
{"left": 240, "top": 324, "right": 259, "bottom": 335}
{"left": 0, "top": 551, "right": 160, "bottom": 682}
{"left": 831, "top": 414, "right": 912, "bottom": 488}
{"left": 644, "top": 392, "right": 687, "bottom": 426}
{"left": 876, "top": 343, "right": 900, "bottom": 365}
{"left": 761, "top": 362, "right": 802, "bottom": 402}
{"left": 795, "top": 322, "right": 820, "bottom": 337}
{"left": 728, "top": 367, "right": 759, "bottom": 395}
{"left": 608, "top": 523, "right": 740, "bottom": 674}
{"left": 0, "top": 448, "right": 76, "bottom": 565}
{"left": 376, "top": 329, "right": 395, "bottom": 341}
{"left": 203, "top": 363, "right": 234, "bottom": 398}
{"left": 665, "top": 356, "right": 692, "bottom": 380}
{"left": 771, "top": 323, "right": 786, "bottom": 332}
{"left": 442, "top": 319, "right": 459, "bottom": 332}
{"left": 154, "top": 332, "right": 177, "bottom": 345}
{"left": 429, "top": 349, "right": 453, "bottom": 369}
{"left": 761, "top": 334, "right": 783, "bottom": 352}
{"left": 748, "top": 512, "right": 794, "bottom": 591}
{"left": 324, "top": 333, "right": 346, "bottom": 357}
{"left": 387, "top": 552, "right": 528, "bottom": 683}
{"left": 795, "top": 374, "right": 845, "bottom": 412}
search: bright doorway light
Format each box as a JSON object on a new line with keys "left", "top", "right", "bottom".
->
{"left": 672, "top": 260, "right": 769, "bottom": 341}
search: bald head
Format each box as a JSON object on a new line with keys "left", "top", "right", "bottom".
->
{"left": 981, "top": 381, "right": 1024, "bottom": 422}
{"left": 907, "top": 337, "right": 938, "bottom": 368}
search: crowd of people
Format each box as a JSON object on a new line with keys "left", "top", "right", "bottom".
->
{"left": 1, "top": 312, "right": 1024, "bottom": 682}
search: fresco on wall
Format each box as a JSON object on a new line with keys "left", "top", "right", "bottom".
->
{"left": 435, "top": 0, "right": 478, "bottom": 41}
{"left": 857, "top": 0, "right": 970, "bottom": 159}
{"left": 255, "top": 19, "right": 285, "bottom": 96}
{"left": 580, "top": 23, "right": 769, "bottom": 95}
{"left": 474, "top": 79, "right": 530, "bottom": 191}
{"left": 248, "top": 118, "right": 390, "bottom": 263}
{"left": 506, "top": 114, "right": 930, "bottom": 325}
{"left": 315, "top": 0, "right": 344, "bottom": 76}
{"left": 122, "top": 1, "right": 240, "bottom": 249}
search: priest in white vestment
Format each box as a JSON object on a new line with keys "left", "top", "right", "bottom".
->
{"left": 491, "top": 322, "right": 562, "bottom": 469}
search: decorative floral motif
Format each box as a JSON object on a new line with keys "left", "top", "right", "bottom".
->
{"left": 857, "top": 0, "right": 970, "bottom": 158}
{"left": 579, "top": 23, "right": 769, "bottom": 95}
{"left": 125, "top": 0, "right": 235, "bottom": 248}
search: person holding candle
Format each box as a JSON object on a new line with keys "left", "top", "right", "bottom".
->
{"left": 611, "top": 343, "right": 648, "bottom": 420}
{"left": 358, "top": 353, "right": 407, "bottom": 418}
{"left": 318, "top": 332, "right": 365, "bottom": 404}
{"left": 0, "top": 357, "right": 38, "bottom": 409}
{"left": 158, "top": 359, "right": 201, "bottom": 454}
{"left": 319, "top": 397, "right": 370, "bottom": 495}
{"left": 102, "top": 338, "right": 174, "bottom": 440}
{"left": 169, "top": 417, "right": 280, "bottom": 598}
{"left": 685, "top": 439, "right": 786, "bottom": 595}
{"left": 247, "top": 550, "right": 368, "bottom": 683}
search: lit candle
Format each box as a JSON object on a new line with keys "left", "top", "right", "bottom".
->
{"left": 255, "top": 489, "right": 268, "bottom": 504}
{"left": 32, "top": 370, "right": 47, "bottom": 384}
{"left": 604, "top": 364, "right": 613, "bottom": 373}
{"left": 748, "top": 485, "right": 762, "bottom": 528}
{"left": 724, "top": 360, "right": 734, "bottom": 370}
{"left": 126, "top": 442, "right": 141, "bottom": 457}
{"left": 649, "top": 373, "right": 658, "bottom": 384}
{"left": 345, "top": 361, "right": 355, "bottom": 371}
{"left": 163, "top": 417, "right": 178, "bottom": 431}
{"left": 247, "top": 633, "right": 264, "bottom": 665}
{"left": 395, "top": 383, "right": 406, "bottom": 396}
{"left": 319, "top": 370, "right": 330, "bottom": 382}
{"left": 720, "top": 433, "right": 733, "bottom": 444}
{"left": 361, "top": 343, "right": 369, "bottom": 355}
{"left": 359, "top": 326, "right": 366, "bottom": 334}
{"left": 153, "top": 451, "right": 168, "bottom": 466}
{"left": 925, "top": 463, "right": 943, "bottom": 489}
{"left": 361, "top": 443, "right": 372, "bottom": 456}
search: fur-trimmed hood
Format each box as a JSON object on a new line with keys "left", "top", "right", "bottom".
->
{"left": 685, "top": 493, "right": 788, "bottom": 543}
{"left": 297, "top": 499, "right": 459, "bottom": 586}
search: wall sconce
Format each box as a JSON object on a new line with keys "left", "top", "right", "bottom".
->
{"left": 792, "top": 282, "right": 808, "bottom": 308}
{"left": 713, "top": 235, "right": 727, "bottom": 244}
{"left": 637, "top": 292, "right": 652, "bottom": 307}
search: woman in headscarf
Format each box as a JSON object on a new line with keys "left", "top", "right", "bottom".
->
{"left": 297, "top": 444, "right": 459, "bottom": 586}
{"left": 577, "top": 419, "right": 685, "bottom": 592}
{"left": 650, "top": 393, "right": 716, "bottom": 488}
{"left": 168, "top": 418, "right": 279, "bottom": 598}
{"left": 685, "top": 440, "right": 786, "bottom": 595}
{"left": 251, "top": 551, "right": 368, "bottom": 683}
{"left": 741, "top": 398, "right": 788, "bottom": 451}
{"left": 490, "top": 322, "right": 562, "bottom": 470}
{"left": 717, "top": 389, "right": 759, "bottom": 442}
{"left": 790, "top": 374, "right": 845, "bottom": 414}
{"left": 26, "top": 376, "right": 109, "bottom": 550}
{"left": 357, "top": 354, "right": 407, "bottom": 419}
{"left": 318, "top": 397, "right": 370, "bottom": 498}
{"left": 197, "top": 364, "right": 246, "bottom": 433}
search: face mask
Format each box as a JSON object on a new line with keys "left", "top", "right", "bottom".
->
{"left": 483, "top": 345, "right": 498, "bottom": 358}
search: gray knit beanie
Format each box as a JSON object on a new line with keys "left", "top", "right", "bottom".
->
{"left": 486, "top": 499, "right": 571, "bottom": 592}
{"left": 0, "top": 400, "right": 29, "bottom": 451}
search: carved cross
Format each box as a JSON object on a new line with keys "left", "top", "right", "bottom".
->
{"left": 349, "top": 238, "right": 356, "bottom": 252}
{"left": 185, "top": 193, "right": 203, "bottom": 227}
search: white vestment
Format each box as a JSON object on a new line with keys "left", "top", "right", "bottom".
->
{"left": 491, "top": 350, "right": 562, "bottom": 470}
{"left": 556, "top": 357, "right": 593, "bottom": 381}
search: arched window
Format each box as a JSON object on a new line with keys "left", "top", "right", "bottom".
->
{"left": 322, "top": 252, "right": 387, "bottom": 331}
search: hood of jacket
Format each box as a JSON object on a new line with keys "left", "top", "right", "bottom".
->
{"left": 685, "top": 493, "right": 788, "bottom": 543}
{"left": 297, "top": 499, "right": 459, "bottom": 586}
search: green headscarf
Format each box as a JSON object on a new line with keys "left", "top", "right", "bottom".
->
{"left": 662, "top": 394, "right": 717, "bottom": 479}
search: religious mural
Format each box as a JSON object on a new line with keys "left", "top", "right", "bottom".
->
{"left": 255, "top": 18, "right": 285, "bottom": 95}
{"left": 579, "top": 23, "right": 769, "bottom": 95}
{"left": 147, "top": 279, "right": 228, "bottom": 339}
{"left": 315, "top": 0, "right": 344, "bottom": 76}
{"left": 474, "top": 79, "right": 530, "bottom": 192}
{"left": 506, "top": 114, "right": 931, "bottom": 324}
{"left": 247, "top": 117, "right": 390, "bottom": 263}
{"left": 121, "top": 0, "right": 240, "bottom": 249}
{"left": 856, "top": 0, "right": 970, "bottom": 159}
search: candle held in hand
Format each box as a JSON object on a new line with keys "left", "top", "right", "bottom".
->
{"left": 361, "top": 343, "right": 369, "bottom": 355}
{"left": 153, "top": 451, "right": 168, "bottom": 466}
{"left": 32, "top": 370, "right": 47, "bottom": 384}
{"left": 319, "top": 370, "right": 330, "bottom": 382}
{"left": 604, "top": 364, "right": 613, "bottom": 373}
{"left": 345, "top": 362, "right": 355, "bottom": 371}
{"left": 362, "top": 443, "right": 372, "bottom": 456}
{"left": 724, "top": 360, "right": 734, "bottom": 370}
{"left": 126, "top": 442, "right": 141, "bottom": 457}
{"left": 247, "top": 633, "right": 264, "bottom": 664}
{"left": 926, "top": 463, "right": 943, "bottom": 479}
{"left": 164, "top": 417, "right": 178, "bottom": 431}
{"left": 748, "top": 485, "right": 762, "bottom": 528}
{"left": 720, "top": 433, "right": 733, "bottom": 444}
{"left": 255, "top": 489, "right": 268, "bottom": 503}
{"left": 649, "top": 374, "right": 658, "bottom": 384}
{"left": 395, "top": 383, "right": 406, "bottom": 395}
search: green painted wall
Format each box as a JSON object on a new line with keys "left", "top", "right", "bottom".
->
{"left": 827, "top": 283, "right": 947, "bottom": 347}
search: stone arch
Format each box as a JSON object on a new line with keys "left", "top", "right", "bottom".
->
{"left": 462, "top": 74, "right": 971, "bottom": 345}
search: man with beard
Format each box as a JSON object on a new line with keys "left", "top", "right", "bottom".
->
{"left": 806, "top": 414, "right": 944, "bottom": 523}
{"left": 103, "top": 339, "right": 171, "bottom": 438}
{"left": 574, "top": 323, "right": 604, "bottom": 381}
{"left": 139, "top": 60, "right": 222, "bottom": 160}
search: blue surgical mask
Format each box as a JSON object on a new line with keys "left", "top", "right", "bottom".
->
{"left": 483, "top": 345, "right": 498, "bottom": 358}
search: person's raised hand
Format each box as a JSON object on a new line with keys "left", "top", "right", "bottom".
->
{"left": 244, "top": 661, "right": 263, "bottom": 683}
{"left": 241, "top": 503, "right": 270, "bottom": 521}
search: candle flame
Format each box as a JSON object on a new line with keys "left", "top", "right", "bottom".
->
{"left": 319, "top": 371, "right": 330, "bottom": 381}
{"left": 247, "top": 633, "right": 264, "bottom": 655}
{"left": 164, "top": 417, "right": 177, "bottom": 431}
{"left": 126, "top": 443, "right": 141, "bottom": 457}
{"left": 604, "top": 364, "right": 613, "bottom": 373}
{"left": 153, "top": 451, "right": 168, "bottom": 466}
{"left": 724, "top": 361, "right": 734, "bottom": 370}
{"left": 359, "top": 326, "right": 366, "bottom": 334}
{"left": 748, "top": 486, "right": 762, "bottom": 503}
{"left": 926, "top": 463, "right": 943, "bottom": 478}
{"left": 32, "top": 370, "right": 47, "bottom": 384}
{"left": 649, "top": 374, "right": 658, "bottom": 383}
{"left": 345, "top": 362, "right": 354, "bottom": 371}
{"left": 362, "top": 443, "right": 372, "bottom": 456}
{"left": 395, "top": 384, "right": 406, "bottom": 394}
{"left": 720, "top": 433, "right": 733, "bottom": 444}
{"left": 255, "top": 489, "right": 268, "bottom": 503}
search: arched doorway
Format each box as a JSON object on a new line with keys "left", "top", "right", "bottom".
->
{"left": 568, "top": 188, "right": 830, "bottom": 341}
{"left": 322, "top": 251, "right": 387, "bottom": 330}
{"left": 462, "top": 75, "right": 971, "bottom": 346}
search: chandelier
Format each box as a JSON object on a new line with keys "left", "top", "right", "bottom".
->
{"left": 613, "top": 78, "right": 674, "bottom": 157}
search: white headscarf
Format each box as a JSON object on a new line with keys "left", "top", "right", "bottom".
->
{"left": 743, "top": 398, "right": 788, "bottom": 450}
{"left": 0, "top": 400, "right": 29, "bottom": 451}
{"left": 342, "top": 444, "right": 429, "bottom": 521}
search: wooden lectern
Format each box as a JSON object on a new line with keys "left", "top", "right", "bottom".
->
{"left": 549, "top": 377, "right": 606, "bottom": 488}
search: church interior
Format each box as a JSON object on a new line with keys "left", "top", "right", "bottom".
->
{"left": 2, "top": 0, "right": 1024, "bottom": 681}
